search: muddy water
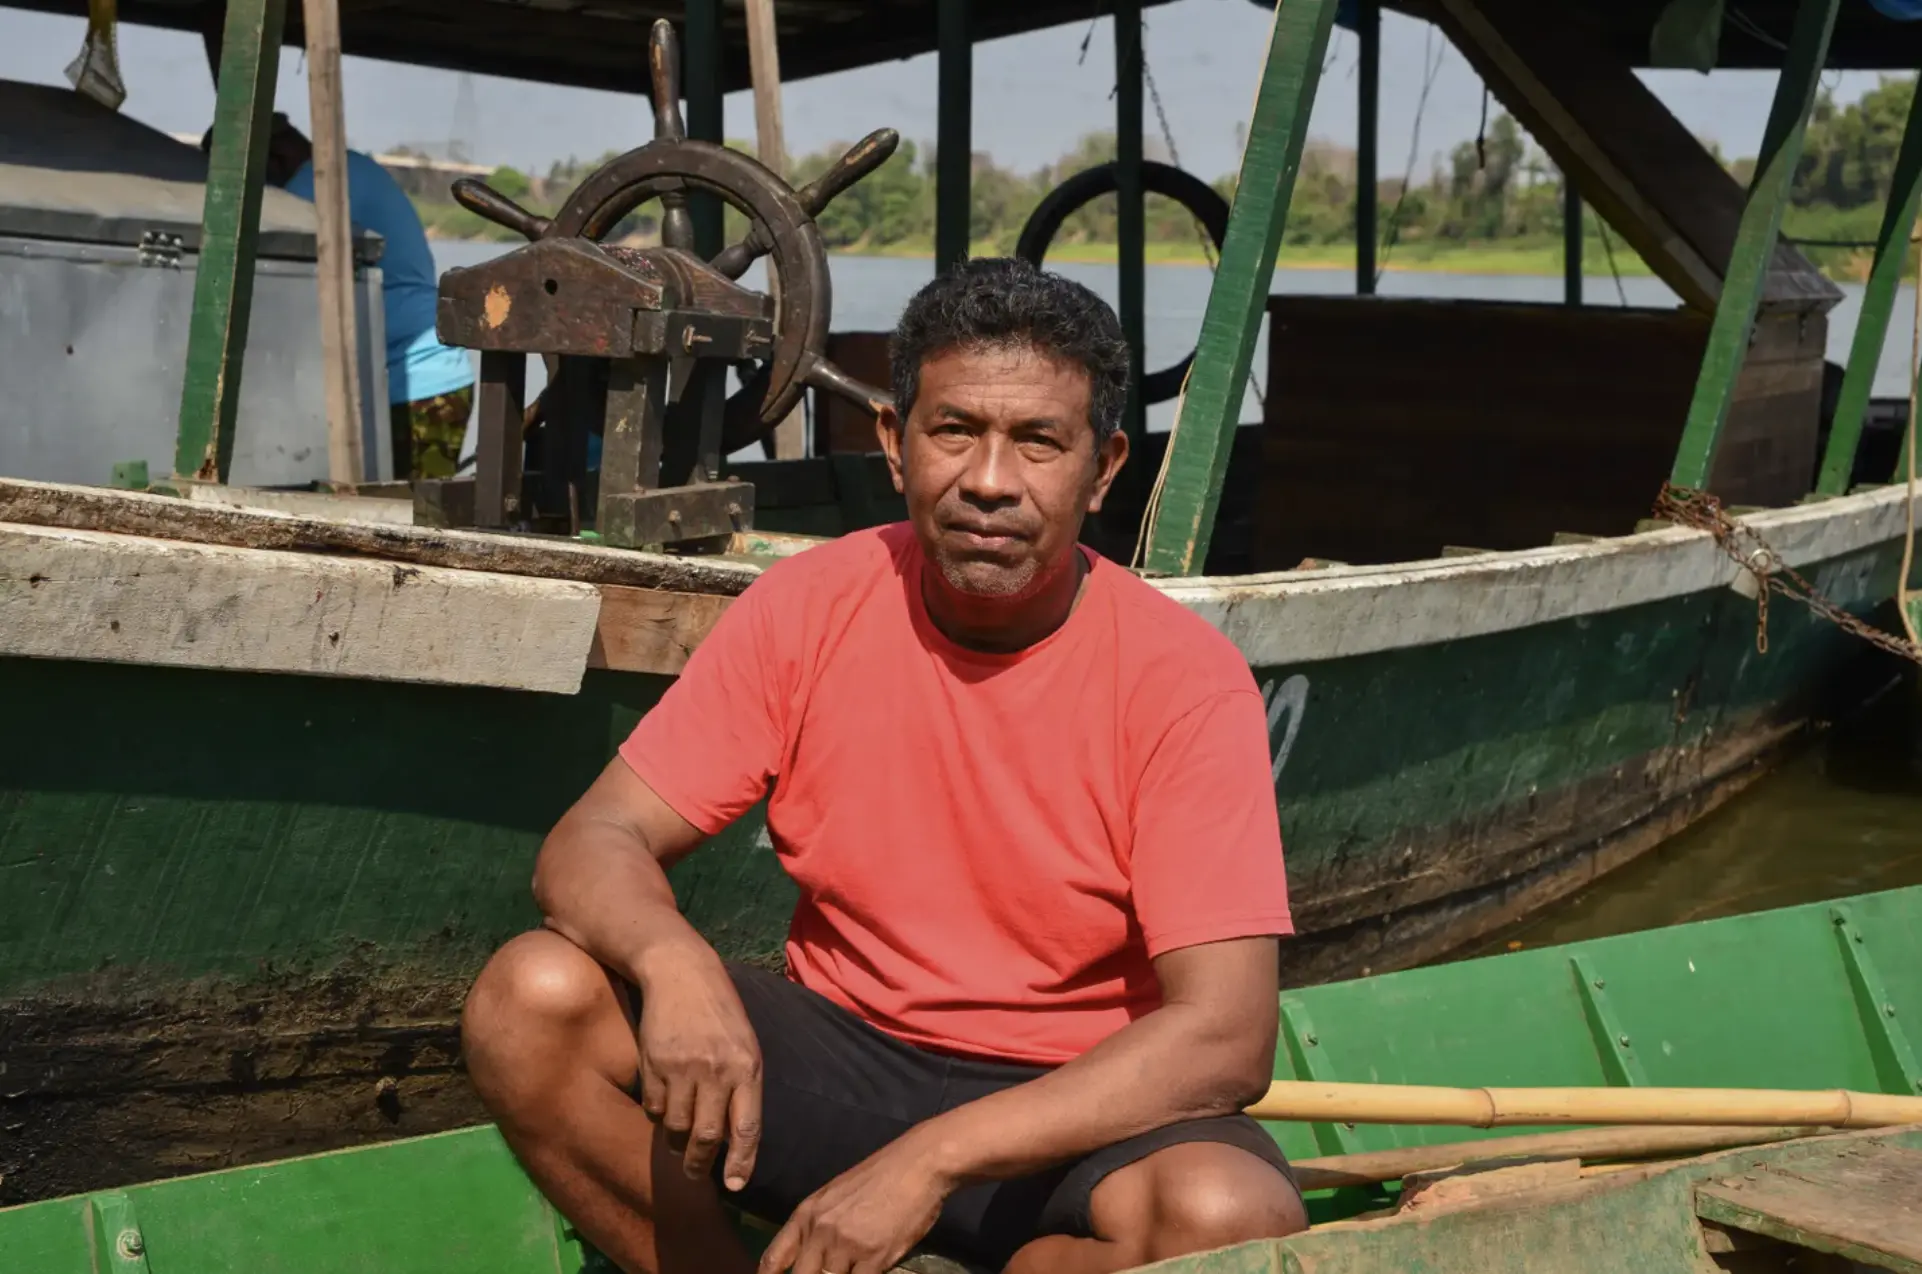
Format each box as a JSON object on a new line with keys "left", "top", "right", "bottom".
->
{"left": 1469, "top": 676, "right": 1922, "bottom": 956}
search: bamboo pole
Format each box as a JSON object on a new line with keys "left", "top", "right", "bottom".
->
{"left": 1245, "top": 1081, "right": 1922, "bottom": 1130}
{"left": 302, "top": 0, "right": 366, "bottom": 485}
{"left": 1292, "top": 1125, "right": 1819, "bottom": 1192}
{"left": 745, "top": 0, "right": 806, "bottom": 460}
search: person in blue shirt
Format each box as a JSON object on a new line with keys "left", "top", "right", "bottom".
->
{"left": 212, "top": 114, "right": 478, "bottom": 480}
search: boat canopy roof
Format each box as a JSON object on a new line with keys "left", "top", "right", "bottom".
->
{"left": 0, "top": 78, "right": 381, "bottom": 260}
{"left": 1322, "top": 0, "right": 1922, "bottom": 70}
{"left": 1, "top": 0, "right": 1180, "bottom": 95}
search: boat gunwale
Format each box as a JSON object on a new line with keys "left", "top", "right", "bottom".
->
{"left": 1, "top": 477, "right": 1913, "bottom": 687}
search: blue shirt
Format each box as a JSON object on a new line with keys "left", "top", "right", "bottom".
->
{"left": 286, "top": 152, "right": 476, "bottom": 405}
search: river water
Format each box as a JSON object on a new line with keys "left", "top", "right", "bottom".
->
{"left": 431, "top": 242, "right": 1922, "bottom": 945}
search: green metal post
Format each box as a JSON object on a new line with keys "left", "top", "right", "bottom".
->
{"left": 1139, "top": 0, "right": 1339, "bottom": 576}
{"left": 683, "top": 0, "right": 725, "bottom": 260}
{"left": 1563, "top": 181, "right": 1583, "bottom": 307}
{"left": 1669, "top": 0, "right": 1840, "bottom": 492}
{"left": 1116, "top": 0, "right": 1146, "bottom": 449}
{"left": 1818, "top": 87, "right": 1922, "bottom": 495}
{"left": 1355, "top": 0, "right": 1379, "bottom": 295}
{"left": 174, "top": 0, "right": 287, "bottom": 483}
{"left": 935, "top": 0, "right": 972, "bottom": 272}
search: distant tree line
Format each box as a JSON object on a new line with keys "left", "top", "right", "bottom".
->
{"left": 406, "top": 74, "right": 1921, "bottom": 276}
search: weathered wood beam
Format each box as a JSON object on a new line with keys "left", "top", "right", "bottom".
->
{"left": 303, "top": 0, "right": 367, "bottom": 485}
{"left": 175, "top": 0, "right": 288, "bottom": 483}
{"left": 935, "top": 0, "right": 972, "bottom": 271}
{"left": 1671, "top": 0, "right": 1840, "bottom": 492}
{"left": 0, "top": 523, "right": 601, "bottom": 694}
{"left": 1818, "top": 84, "right": 1922, "bottom": 496}
{"left": 683, "top": 0, "right": 725, "bottom": 259}
{"left": 1116, "top": 0, "right": 1146, "bottom": 450}
{"left": 1564, "top": 179, "right": 1583, "bottom": 306}
{"left": 1356, "top": 0, "right": 1380, "bottom": 295}
{"left": 745, "top": 0, "right": 806, "bottom": 459}
{"left": 1430, "top": 0, "right": 1837, "bottom": 318}
{"left": 1139, "top": 0, "right": 1338, "bottom": 576}
{"left": 0, "top": 478, "right": 763, "bottom": 596}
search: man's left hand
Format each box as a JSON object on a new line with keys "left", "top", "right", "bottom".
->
{"left": 757, "top": 1136, "right": 952, "bottom": 1274}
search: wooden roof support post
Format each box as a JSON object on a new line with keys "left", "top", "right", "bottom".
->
{"left": 1818, "top": 84, "right": 1922, "bottom": 496}
{"left": 1355, "top": 0, "right": 1379, "bottom": 296}
{"left": 175, "top": 0, "right": 288, "bottom": 484}
{"left": 1563, "top": 180, "right": 1583, "bottom": 307}
{"left": 303, "top": 0, "right": 367, "bottom": 486}
{"left": 1115, "top": 0, "right": 1146, "bottom": 451}
{"left": 683, "top": 0, "right": 724, "bottom": 260}
{"left": 1138, "top": 0, "right": 1337, "bottom": 577}
{"left": 1669, "top": 0, "right": 1840, "bottom": 492}
{"left": 935, "top": 0, "right": 971, "bottom": 272}
{"left": 745, "top": 0, "right": 806, "bottom": 459}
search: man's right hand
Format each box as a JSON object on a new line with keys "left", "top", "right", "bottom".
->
{"left": 634, "top": 941, "right": 765, "bottom": 1191}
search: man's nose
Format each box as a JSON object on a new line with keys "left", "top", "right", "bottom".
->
{"left": 956, "top": 433, "right": 1023, "bottom": 505}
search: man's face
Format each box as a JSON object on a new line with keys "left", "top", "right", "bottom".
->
{"left": 880, "top": 344, "right": 1128, "bottom": 600}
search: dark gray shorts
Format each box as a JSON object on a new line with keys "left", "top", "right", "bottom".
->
{"left": 632, "top": 962, "right": 1299, "bottom": 1269}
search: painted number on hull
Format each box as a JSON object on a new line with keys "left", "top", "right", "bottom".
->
{"left": 1261, "top": 674, "right": 1309, "bottom": 784}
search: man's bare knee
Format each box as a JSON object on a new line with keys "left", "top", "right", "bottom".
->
{"left": 462, "top": 930, "right": 627, "bottom": 1103}
{"left": 1095, "top": 1143, "right": 1307, "bottom": 1264}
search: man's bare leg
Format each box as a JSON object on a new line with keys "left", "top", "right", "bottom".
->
{"left": 1001, "top": 1142, "right": 1307, "bottom": 1274}
{"left": 462, "top": 930, "right": 758, "bottom": 1274}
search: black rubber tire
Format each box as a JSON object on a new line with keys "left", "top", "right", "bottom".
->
{"left": 1014, "top": 161, "right": 1232, "bottom": 405}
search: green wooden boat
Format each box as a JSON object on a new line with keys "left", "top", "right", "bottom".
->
{"left": 6, "top": 0, "right": 1922, "bottom": 1218}
{"left": 6, "top": 885, "right": 1918, "bottom": 1271}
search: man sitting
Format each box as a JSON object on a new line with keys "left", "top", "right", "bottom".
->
{"left": 462, "top": 257, "right": 1305, "bottom": 1274}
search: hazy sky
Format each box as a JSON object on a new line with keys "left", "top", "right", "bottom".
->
{"left": 0, "top": 1, "right": 1896, "bottom": 182}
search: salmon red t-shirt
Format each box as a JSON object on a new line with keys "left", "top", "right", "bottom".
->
{"left": 619, "top": 523, "right": 1292, "bottom": 1066}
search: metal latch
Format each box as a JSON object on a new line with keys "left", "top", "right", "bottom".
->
{"left": 136, "top": 231, "right": 184, "bottom": 269}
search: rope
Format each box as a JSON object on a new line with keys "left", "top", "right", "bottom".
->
{"left": 1375, "top": 27, "right": 1445, "bottom": 285}
{"left": 1140, "top": 31, "right": 1267, "bottom": 411}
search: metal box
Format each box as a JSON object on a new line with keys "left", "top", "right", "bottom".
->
{"left": 0, "top": 79, "right": 391, "bottom": 487}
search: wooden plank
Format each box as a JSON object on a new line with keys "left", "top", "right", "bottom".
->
{"left": 1820, "top": 83, "right": 1922, "bottom": 496}
{"left": 934, "top": 0, "right": 971, "bottom": 272}
{"left": 0, "top": 523, "right": 601, "bottom": 694}
{"left": 588, "top": 585, "right": 733, "bottom": 675}
{"left": 1115, "top": 0, "right": 1146, "bottom": 450}
{"left": 1356, "top": 0, "right": 1379, "bottom": 296}
{"left": 745, "top": 0, "right": 807, "bottom": 461}
{"left": 181, "top": 482, "right": 416, "bottom": 525}
{"left": 1139, "top": 0, "right": 1337, "bottom": 576}
{"left": 1671, "top": 0, "right": 1840, "bottom": 492}
{"left": 1695, "top": 1143, "right": 1922, "bottom": 1274}
{"left": 1294, "top": 1125, "right": 1820, "bottom": 1192}
{"left": 682, "top": 0, "right": 725, "bottom": 259}
{"left": 175, "top": 0, "right": 289, "bottom": 482}
{"left": 303, "top": 0, "right": 366, "bottom": 486}
{"left": 0, "top": 478, "right": 761, "bottom": 596}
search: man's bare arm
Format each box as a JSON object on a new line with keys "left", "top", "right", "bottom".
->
{"left": 759, "top": 937, "right": 1280, "bottom": 1274}
{"left": 533, "top": 757, "right": 766, "bottom": 1190}
{"left": 917, "top": 936, "right": 1279, "bottom": 1181}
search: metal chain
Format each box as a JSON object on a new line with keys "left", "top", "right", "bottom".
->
{"left": 1140, "top": 40, "right": 1267, "bottom": 410}
{"left": 1653, "top": 483, "right": 1922, "bottom": 664}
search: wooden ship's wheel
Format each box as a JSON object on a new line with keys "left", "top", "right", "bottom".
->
{"left": 426, "top": 19, "right": 895, "bottom": 543}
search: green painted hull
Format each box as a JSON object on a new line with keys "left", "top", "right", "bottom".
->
{"left": 4, "top": 885, "right": 1918, "bottom": 1271}
{"left": 0, "top": 519, "right": 1910, "bottom": 1203}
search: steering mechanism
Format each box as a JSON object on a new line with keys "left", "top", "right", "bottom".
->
{"left": 421, "top": 18, "right": 896, "bottom": 547}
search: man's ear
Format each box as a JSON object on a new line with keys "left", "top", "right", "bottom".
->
{"left": 1086, "top": 427, "right": 1130, "bottom": 514}
{"left": 876, "top": 402, "right": 906, "bottom": 495}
